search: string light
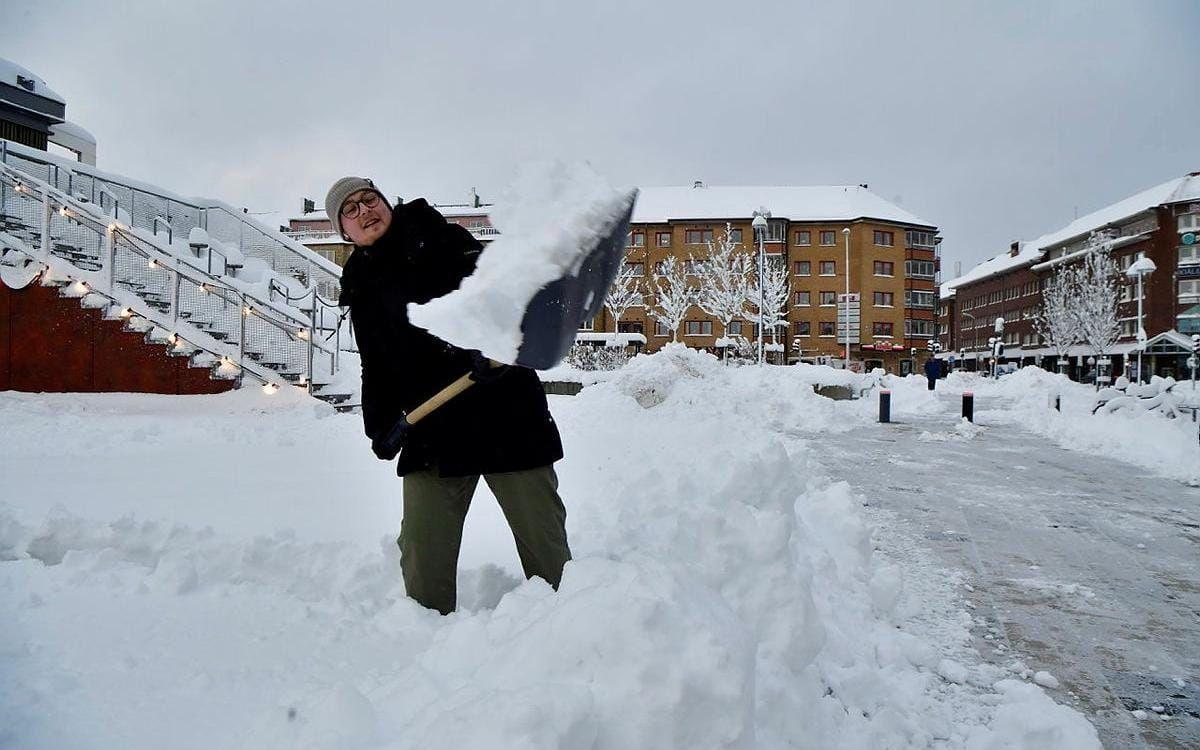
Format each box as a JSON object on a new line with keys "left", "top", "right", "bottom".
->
{"left": 296, "top": 328, "right": 309, "bottom": 340}
{"left": 147, "top": 258, "right": 157, "bottom": 269}
{"left": 120, "top": 307, "right": 133, "bottom": 318}
{"left": 262, "top": 382, "right": 279, "bottom": 395}
{"left": 243, "top": 305, "right": 252, "bottom": 316}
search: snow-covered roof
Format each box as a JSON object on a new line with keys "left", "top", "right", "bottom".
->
{"left": 631, "top": 185, "right": 934, "bottom": 227}
{"left": 0, "top": 57, "right": 65, "bottom": 104}
{"left": 435, "top": 204, "right": 492, "bottom": 217}
{"left": 944, "top": 171, "right": 1200, "bottom": 293}
{"left": 48, "top": 119, "right": 94, "bottom": 145}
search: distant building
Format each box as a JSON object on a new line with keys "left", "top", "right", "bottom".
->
{"left": 0, "top": 57, "right": 96, "bottom": 165}
{"left": 282, "top": 188, "right": 496, "bottom": 267}
{"left": 594, "top": 183, "right": 941, "bottom": 372}
{"left": 940, "top": 171, "right": 1200, "bottom": 380}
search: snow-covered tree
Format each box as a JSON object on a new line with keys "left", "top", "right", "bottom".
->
{"left": 693, "top": 223, "right": 754, "bottom": 354}
{"left": 644, "top": 255, "right": 694, "bottom": 342}
{"left": 1036, "top": 263, "right": 1080, "bottom": 360}
{"left": 1071, "top": 231, "right": 1122, "bottom": 360}
{"left": 603, "top": 260, "right": 643, "bottom": 336}
{"left": 748, "top": 255, "right": 790, "bottom": 347}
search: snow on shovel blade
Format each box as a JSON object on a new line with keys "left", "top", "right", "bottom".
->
{"left": 408, "top": 176, "right": 637, "bottom": 368}
{"left": 513, "top": 191, "right": 637, "bottom": 369}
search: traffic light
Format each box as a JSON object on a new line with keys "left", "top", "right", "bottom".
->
{"left": 1192, "top": 334, "right": 1200, "bottom": 355}
{"left": 302, "top": 198, "right": 316, "bottom": 214}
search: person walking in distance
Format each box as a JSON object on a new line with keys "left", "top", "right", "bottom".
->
{"left": 330, "top": 176, "right": 571, "bottom": 615}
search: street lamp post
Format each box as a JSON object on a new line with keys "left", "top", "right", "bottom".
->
{"left": 842, "top": 227, "right": 851, "bottom": 370}
{"left": 993, "top": 316, "right": 1005, "bottom": 379}
{"left": 752, "top": 211, "right": 769, "bottom": 366}
{"left": 961, "top": 310, "right": 977, "bottom": 371}
{"left": 1125, "top": 254, "right": 1157, "bottom": 383}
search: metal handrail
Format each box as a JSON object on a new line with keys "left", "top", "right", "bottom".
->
{"left": 0, "top": 139, "right": 341, "bottom": 295}
{"left": 0, "top": 164, "right": 340, "bottom": 386}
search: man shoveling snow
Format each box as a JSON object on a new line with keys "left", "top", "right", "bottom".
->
{"left": 330, "top": 176, "right": 570, "bottom": 615}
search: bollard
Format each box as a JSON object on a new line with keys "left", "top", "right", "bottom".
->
{"left": 962, "top": 391, "right": 974, "bottom": 422}
{"left": 879, "top": 389, "right": 891, "bottom": 423}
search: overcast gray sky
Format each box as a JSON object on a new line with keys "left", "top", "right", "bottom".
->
{"left": 4, "top": 0, "right": 1198, "bottom": 273}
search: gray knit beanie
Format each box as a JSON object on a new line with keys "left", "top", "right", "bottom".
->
{"left": 325, "top": 176, "right": 384, "bottom": 239}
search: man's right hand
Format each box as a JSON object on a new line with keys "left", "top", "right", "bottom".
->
{"left": 371, "top": 416, "right": 412, "bottom": 461}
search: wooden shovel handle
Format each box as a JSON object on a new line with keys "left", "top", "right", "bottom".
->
{"left": 404, "top": 359, "right": 504, "bottom": 426}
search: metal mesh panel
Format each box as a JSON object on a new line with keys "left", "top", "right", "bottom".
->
{"left": 111, "top": 233, "right": 173, "bottom": 317}
{"left": 47, "top": 205, "right": 105, "bottom": 271}
{"left": 177, "top": 276, "right": 241, "bottom": 354}
{"left": 0, "top": 174, "right": 44, "bottom": 249}
{"left": 243, "top": 309, "right": 308, "bottom": 381}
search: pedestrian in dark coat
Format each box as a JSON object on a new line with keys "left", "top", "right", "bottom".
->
{"left": 330, "top": 177, "right": 570, "bottom": 615}
{"left": 923, "top": 357, "right": 940, "bottom": 391}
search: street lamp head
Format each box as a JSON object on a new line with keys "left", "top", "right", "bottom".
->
{"left": 752, "top": 214, "right": 768, "bottom": 231}
{"left": 841, "top": 227, "right": 850, "bottom": 236}
{"left": 1125, "top": 256, "right": 1157, "bottom": 278}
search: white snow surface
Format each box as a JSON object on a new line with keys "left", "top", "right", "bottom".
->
{"left": 890, "top": 367, "right": 1200, "bottom": 485}
{"left": 0, "top": 346, "right": 1101, "bottom": 749}
{"left": 0, "top": 57, "right": 65, "bottom": 104}
{"left": 408, "top": 162, "right": 634, "bottom": 365}
{"left": 631, "top": 184, "right": 932, "bottom": 227}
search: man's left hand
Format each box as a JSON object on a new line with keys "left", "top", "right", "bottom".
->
{"left": 468, "top": 351, "right": 509, "bottom": 384}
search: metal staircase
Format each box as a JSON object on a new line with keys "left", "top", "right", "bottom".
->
{"left": 0, "top": 143, "right": 353, "bottom": 405}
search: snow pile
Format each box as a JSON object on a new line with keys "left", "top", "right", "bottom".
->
{"left": 914, "top": 367, "right": 1200, "bottom": 484}
{"left": 0, "top": 356, "right": 1101, "bottom": 749}
{"left": 408, "top": 162, "right": 634, "bottom": 365}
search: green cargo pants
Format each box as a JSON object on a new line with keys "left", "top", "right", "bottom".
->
{"left": 398, "top": 465, "right": 571, "bottom": 615}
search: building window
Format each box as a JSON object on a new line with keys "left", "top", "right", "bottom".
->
{"left": 873, "top": 230, "right": 894, "bottom": 247}
{"left": 628, "top": 232, "right": 645, "bottom": 248}
{"left": 819, "top": 291, "right": 837, "bottom": 306}
{"left": 765, "top": 221, "right": 786, "bottom": 242}
{"left": 819, "top": 260, "right": 836, "bottom": 276}
{"left": 794, "top": 291, "right": 811, "bottom": 306}
{"left": 794, "top": 320, "right": 811, "bottom": 336}
{"left": 794, "top": 260, "right": 811, "bottom": 275}
{"left": 1178, "top": 214, "right": 1200, "bottom": 233}
{"left": 873, "top": 261, "right": 894, "bottom": 276}
{"left": 820, "top": 230, "right": 836, "bottom": 246}
{"left": 904, "top": 319, "right": 936, "bottom": 337}
{"left": 905, "top": 290, "right": 935, "bottom": 308}
{"left": 1180, "top": 245, "right": 1200, "bottom": 264}
{"left": 795, "top": 230, "right": 811, "bottom": 246}
{"left": 618, "top": 321, "right": 643, "bottom": 334}
{"left": 656, "top": 232, "right": 672, "bottom": 247}
{"left": 685, "top": 320, "right": 713, "bottom": 336}
{"left": 685, "top": 228, "right": 713, "bottom": 245}
{"left": 727, "top": 321, "right": 743, "bottom": 335}
{"left": 872, "top": 321, "right": 894, "bottom": 336}
{"left": 819, "top": 321, "right": 836, "bottom": 337}
{"left": 624, "top": 261, "right": 645, "bottom": 276}
{"left": 654, "top": 320, "right": 670, "bottom": 336}
{"left": 578, "top": 317, "right": 595, "bottom": 332}
{"left": 906, "top": 230, "right": 937, "bottom": 248}
{"left": 873, "top": 291, "right": 895, "bottom": 307}
{"left": 1179, "top": 279, "right": 1200, "bottom": 301}
{"left": 729, "top": 228, "right": 743, "bottom": 244}
{"left": 905, "top": 260, "right": 935, "bottom": 278}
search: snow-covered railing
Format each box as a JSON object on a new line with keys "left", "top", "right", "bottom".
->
{"left": 0, "top": 163, "right": 342, "bottom": 390}
{"left": 0, "top": 139, "right": 342, "bottom": 300}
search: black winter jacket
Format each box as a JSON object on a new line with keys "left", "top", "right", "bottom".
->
{"left": 338, "top": 199, "right": 563, "bottom": 477}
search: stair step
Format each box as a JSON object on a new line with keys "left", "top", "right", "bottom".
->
{"left": 80, "top": 292, "right": 110, "bottom": 309}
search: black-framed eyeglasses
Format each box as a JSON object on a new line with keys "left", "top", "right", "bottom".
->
{"left": 340, "top": 192, "right": 381, "bottom": 219}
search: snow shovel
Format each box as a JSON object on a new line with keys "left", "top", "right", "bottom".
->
{"left": 373, "top": 190, "right": 638, "bottom": 457}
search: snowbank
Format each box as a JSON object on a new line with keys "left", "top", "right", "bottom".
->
{"left": 890, "top": 367, "right": 1200, "bottom": 485}
{"left": 408, "top": 162, "right": 634, "bottom": 365}
{"left": 0, "top": 352, "right": 1100, "bottom": 749}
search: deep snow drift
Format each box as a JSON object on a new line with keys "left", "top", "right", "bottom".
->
{"left": 1, "top": 347, "right": 1100, "bottom": 749}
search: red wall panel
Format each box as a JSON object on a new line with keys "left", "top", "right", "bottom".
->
{"left": 0, "top": 273, "right": 235, "bottom": 396}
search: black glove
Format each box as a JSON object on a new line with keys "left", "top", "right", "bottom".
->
{"left": 467, "top": 350, "right": 510, "bottom": 385}
{"left": 371, "top": 416, "right": 412, "bottom": 461}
